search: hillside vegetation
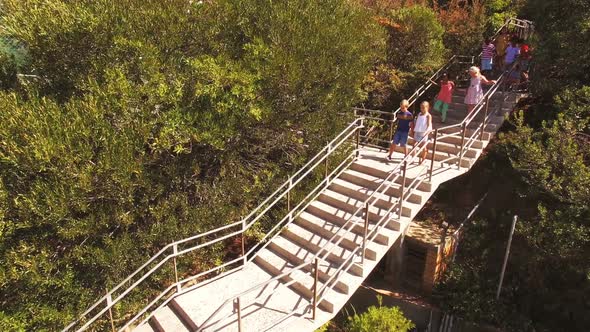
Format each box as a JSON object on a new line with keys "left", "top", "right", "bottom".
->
{"left": 2, "top": 0, "right": 579, "bottom": 331}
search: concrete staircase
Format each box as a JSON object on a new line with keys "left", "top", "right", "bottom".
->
{"left": 132, "top": 88, "right": 520, "bottom": 332}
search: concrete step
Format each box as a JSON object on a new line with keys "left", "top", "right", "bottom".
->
{"left": 284, "top": 222, "right": 368, "bottom": 271}
{"left": 437, "top": 126, "right": 493, "bottom": 141}
{"left": 433, "top": 133, "right": 485, "bottom": 148}
{"left": 194, "top": 270, "right": 312, "bottom": 332}
{"left": 306, "top": 201, "right": 390, "bottom": 246}
{"left": 452, "top": 90, "right": 505, "bottom": 103}
{"left": 329, "top": 178, "right": 400, "bottom": 211}
{"left": 338, "top": 170, "right": 425, "bottom": 204}
{"left": 280, "top": 228, "right": 364, "bottom": 277}
{"left": 254, "top": 246, "right": 335, "bottom": 313}
{"left": 318, "top": 189, "right": 407, "bottom": 227}
{"left": 296, "top": 211, "right": 382, "bottom": 261}
{"left": 407, "top": 136, "right": 479, "bottom": 158}
{"left": 265, "top": 239, "right": 350, "bottom": 293}
{"left": 149, "top": 306, "right": 189, "bottom": 332}
{"left": 350, "top": 160, "right": 433, "bottom": 192}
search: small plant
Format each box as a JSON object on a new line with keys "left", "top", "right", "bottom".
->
{"left": 347, "top": 295, "right": 415, "bottom": 332}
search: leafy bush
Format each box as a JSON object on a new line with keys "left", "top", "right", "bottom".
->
{"left": 364, "top": 5, "right": 446, "bottom": 109}
{"left": 437, "top": 0, "right": 486, "bottom": 55}
{"left": 385, "top": 5, "right": 446, "bottom": 72}
{"left": 0, "top": 0, "right": 381, "bottom": 329}
{"left": 347, "top": 296, "right": 415, "bottom": 332}
{"left": 0, "top": 52, "right": 17, "bottom": 90}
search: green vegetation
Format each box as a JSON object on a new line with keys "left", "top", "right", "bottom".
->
{"left": 346, "top": 296, "right": 414, "bottom": 332}
{"left": 2, "top": 0, "right": 585, "bottom": 331}
{"left": 0, "top": 0, "right": 382, "bottom": 329}
{"left": 435, "top": 1, "right": 590, "bottom": 331}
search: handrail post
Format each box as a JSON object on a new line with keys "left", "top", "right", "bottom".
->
{"left": 481, "top": 95, "right": 490, "bottom": 141}
{"left": 458, "top": 123, "right": 467, "bottom": 170}
{"left": 429, "top": 129, "right": 438, "bottom": 182}
{"left": 324, "top": 143, "right": 329, "bottom": 183}
{"left": 355, "top": 125, "right": 360, "bottom": 157}
{"left": 362, "top": 203, "right": 369, "bottom": 266}
{"left": 106, "top": 290, "right": 115, "bottom": 332}
{"left": 312, "top": 259, "right": 319, "bottom": 320}
{"left": 241, "top": 219, "right": 247, "bottom": 264}
{"left": 399, "top": 161, "right": 407, "bottom": 220}
{"left": 173, "top": 244, "right": 180, "bottom": 293}
{"left": 235, "top": 297, "right": 243, "bottom": 332}
{"left": 287, "top": 176, "right": 292, "bottom": 212}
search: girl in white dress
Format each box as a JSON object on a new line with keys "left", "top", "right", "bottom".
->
{"left": 411, "top": 101, "right": 433, "bottom": 164}
{"left": 464, "top": 66, "right": 496, "bottom": 115}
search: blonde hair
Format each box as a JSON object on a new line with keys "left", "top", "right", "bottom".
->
{"left": 469, "top": 66, "right": 480, "bottom": 75}
{"left": 400, "top": 99, "right": 409, "bottom": 108}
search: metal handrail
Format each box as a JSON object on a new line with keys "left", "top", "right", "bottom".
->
{"left": 193, "top": 19, "right": 532, "bottom": 331}
{"left": 259, "top": 19, "right": 530, "bottom": 319}
{"left": 67, "top": 17, "right": 533, "bottom": 332}
{"left": 305, "top": 18, "right": 534, "bottom": 325}
{"left": 197, "top": 132, "right": 364, "bottom": 329}
{"left": 65, "top": 118, "right": 364, "bottom": 331}
{"left": 201, "top": 20, "right": 529, "bottom": 330}
{"left": 316, "top": 137, "right": 432, "bottom": 304}
{"left": 199, "top": 120, "right": 432, "bottom": 332}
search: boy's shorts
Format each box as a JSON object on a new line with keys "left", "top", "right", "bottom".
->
{"left": 392, "top": 131, "right": 409, "bottom": 146}
{"left": 481, "top": 58, "right": 493, "bottom": 71}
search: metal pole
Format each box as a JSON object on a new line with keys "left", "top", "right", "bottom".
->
{"left": 458, "top": 123, "right": 466, "bottom": 170}
{"left": 106, "top": 290, "right": 115, "bottom": 332}
{"left": 356, "top": 126, "right": 360, "bottom": 157}
{"left": 287, "top": 176, "right": 291, "bottom": 212}
{"left": 241, "top": 219, "right": 247, "bottom": 264}
{"left": 399, "top": 161, "right": 407, "bottom": 219}
{"left": 312, "top": 259, "right": 319, "bottom": 320}
{"left": 429, "top": 129, "right": 438, "bottom": 182}
{"left": 481, "top": 95, "right": 490, "bottom": 141}
{"left": 496, "top": 215, "right": 518, "bottom": 300}
{"left": 173, "top": 244, "right": 180, "bottom": 293}
{"left": 324, "top": 149, "right": 329, "bottom": 181}
{"left": 236, "top": 297, "right": 242, "bottom": 332}
{"left": 362, "top": 203, "right": 369, "bottom": 265}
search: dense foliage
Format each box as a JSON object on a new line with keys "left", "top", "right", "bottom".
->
{"left": 0, "top": 0, "right": 382, "bottom": 329}
{"left": 2, "top": 0, "right": 566, "bottom": 331}
{"left": 363, "top": 3, "right": 447, "bottom": 109}
{"left": 435, "top": 0, "right": 590, "bottom": 331}
{"left": 346, "top": 296, "right": 415, "bottom": 332}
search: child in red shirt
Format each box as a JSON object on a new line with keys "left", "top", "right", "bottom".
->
{"left": 430, "top": 73, "right": 455, "bottom": 123}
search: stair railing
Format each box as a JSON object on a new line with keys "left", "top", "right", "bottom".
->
{"left": 185, "top": 20, "right": 530, "bottom": 331}
{"left": 197, "top": 115, "right": 434, "bottom": 331}
{"left": 68, "top": 17, "right": 533, "bottom": 332}
{"left": 65, "top": 118, "right": 365, "bottom": 332}
{"left": 278, "top": 19, "right": 534, "bottom": 327}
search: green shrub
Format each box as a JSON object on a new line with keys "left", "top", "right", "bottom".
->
{"left": 0, "top": 0, "right": 381, "bottom": 330}
{"left": 347, "top": 295, "right": 415, "bottom": 332}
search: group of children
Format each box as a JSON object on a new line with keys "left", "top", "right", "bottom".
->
{"left": 482, "top": 28, "right": 531, "bottom": 91}
{"left": 385, "top": 28, "right": 532, "bottom": 163}
{"left": 385, "top": 64, "right": 499, "bottom": 163}
{"left": 385, "top": 99, "right": 432, "bottom": 164}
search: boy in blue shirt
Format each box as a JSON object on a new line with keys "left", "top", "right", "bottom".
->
{"left": 386, "top": 99, "right": 413, "bottom": 160}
